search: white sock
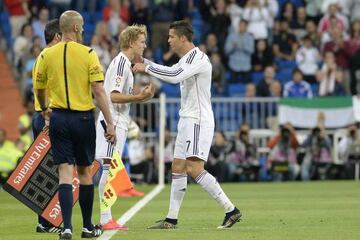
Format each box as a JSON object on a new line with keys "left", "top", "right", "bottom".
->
{"left": 195, "top": 170, "right": 235, "bottom": 213}
{"left": 99, "top": 163, "right": 112, "bottom": 225}
{"left": 166, "top": 173, "right": 187, "bottom": 220}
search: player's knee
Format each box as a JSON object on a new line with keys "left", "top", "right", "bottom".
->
{"left": 185, "top": 158, "right": 204, "bottom": 179}
{"left": 171, "top": 159, "right": 186, "bottom": 173}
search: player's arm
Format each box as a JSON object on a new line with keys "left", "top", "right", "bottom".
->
{"left": 134, "top": 59, "right": 203, "bottom": 84}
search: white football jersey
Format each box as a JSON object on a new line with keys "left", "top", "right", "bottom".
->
{"left": 100, "top": 52, "right": 133, "bottom": 130}
{"left": 145, "top": 47, "right": 214, "bottom": 126}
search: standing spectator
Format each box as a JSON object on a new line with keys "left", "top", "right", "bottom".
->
{"left": 242, "top": 0, "right": 271, "bottom": 40}
{"left": 280, "top": 1, "right": 296, "bottom": 23}
{"left": 204, "top": 33, "right": 221, "bottom": 58}
{"left": 31, "top": 7, "right": 49, "bottom": 47}
{"left": 251, "top": 39, "right": 274, "bottom": 72}
{"left": 291, "top": 7, "right": 307, "bottom": 40}
{"left": 13, "top": 23, "right": 33, "bottom": 74}
{"left": 283, "top": 68, "right": 313, "bottom": 98}
{"left": 273, "top": 19, "right": 298, "bottom": 61}
{"left": 305, "top": 19, "right": 321, "bottom": 49}
{"left": 224, "top": 19, "right": 254, "bottom": 83}
{"left": 211, "top": 52, "right": 226, "bottom": 95}
{"left": 257, "top": 65, "right": 277, "bottom": 97}
{"left": 304, "top": 0, "right": 323, "bottom": 22}
{"left": 296, "top": 35, "right": 321, "bottom": 84}
{"left": 227, "top": 0, "right": 243, "bottom": 33}
{"left": 4, "top": 0, "right": 30, "bottom": 37}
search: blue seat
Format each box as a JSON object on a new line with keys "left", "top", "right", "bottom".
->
{"left": 251, "top": 71, "right": 264, "bottom": 85}
{"left": 311, "top": 83, "right": 319, "bottom": 96}
{"left": 277, "top": 59, "right": 297, "bottom": 70}
{"left": 276, "top": 69, "right": 293, "bottom": 84}
{"left": 161, "top": 83, "right": 180, "bottom": 97}
{"left": 154, "top": 47, "right": 164, "bottom": 65}
{"left": 93, "top": 11, "right": 103, "bottom": 23}
{"left": 228, "top": 83, "right": 246, "bottom": 97}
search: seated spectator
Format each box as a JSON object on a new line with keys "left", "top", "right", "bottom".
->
{"left": 13, "top": 23, "right": 33, "bottom": 74}
{"left": 305, "top": 19, "right": 321, "bottom": 49}
{"left": 273, "top": 19, "right": 298, "bottom": 61}
{"left": 251, "top": 39, "right": 274, "bottom": 72}
{"left": 211, "top": 52, "right": 226, "bottom": 95}
{"left": 283, "top": 68, "right": 313, "bottom": 98}
{"left": 280, "top": 1, "right": 296, "bottom": 23}
{"left": 224, "top": 19, "right": 254, "bottom": 83}
{"left": 127, "top": 121, "right": 153, "bottom": 184}
{"left": 242, "top": 0, "right": 271, "bottom": 40}
{"left": 267, "top": 123, "right": 300, "bottom": 181}
{"left": 228, "top": 123, "right": 259, "bottom": 181}
{"left": 256, "top": 65, "right": 277, "bottom": 97}
{"left": 0, "top": 129, "right": 23, "bottom": 186}
{"left": 301, "top": 126, "right": 333, "bottom": 181}
{"left": 316, "top": 51, "right": 346, "bottom": 96}
{"left": 296, "top": 35, "right": 321, "bottom": 84}
{"left": 207, "top": 131, "right": 232, "bottom": 182}
{"left": 291, "top": 7, "right": 307, "bottom": 40}
{"left": 338, "top": 123, "right": 360, "bottom": 179}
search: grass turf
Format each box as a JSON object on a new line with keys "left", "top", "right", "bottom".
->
{"left": 0, "top": 181, "right": 359, "bottom": 240}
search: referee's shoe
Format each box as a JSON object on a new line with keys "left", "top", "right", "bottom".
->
{"left": 81, "top": 224, "right": 103, "bottom": 238}
{"left": 217, "top": 207, "right": 242, "bottom": 229}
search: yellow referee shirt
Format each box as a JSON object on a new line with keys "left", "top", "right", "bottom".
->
{"left": 33, "top": 41, "right": 104, "bottom": 111}
{"left": 32, "top": 48, "right": 50, "bottom": 112}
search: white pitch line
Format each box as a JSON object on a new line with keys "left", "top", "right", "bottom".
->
{"left": 98, "top": 184, "right": 165, "bottom": 240}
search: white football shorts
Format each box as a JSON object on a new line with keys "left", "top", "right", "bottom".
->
{"left": 173, "top": 118, "right": 214, "bottom": 161}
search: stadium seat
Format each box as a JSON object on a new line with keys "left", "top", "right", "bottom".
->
{"left": 93, "top": 11, "right": 103, "bottom": 23}
{"left": 251, "top": 71, "right": 264, "bottom": 85}
{"left": 161, "top": 83, "right": 180, "bottom": 97}
{"left": 228, "top": 83, "right": 246, "bottom": 97}
{"left": 311, "top": 83, "right": 319, "bottom": 96}
{"left": 276, "top": 59, "right": 297, "bottom": 70}
{"left": 276, "top": 69, "right": 293, "bottom": 84}
{"left": 154, "top": 47, "right": 164, "bottom": 65}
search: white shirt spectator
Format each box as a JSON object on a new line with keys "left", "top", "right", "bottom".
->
{"left": 227, "top": 2, "right": 243, "bottom": 33}
{"left": 296, "top": 46, "right": 319, "bottom": 75}
{"left": 242, "top": 6, "right": 271, "bottom": 39}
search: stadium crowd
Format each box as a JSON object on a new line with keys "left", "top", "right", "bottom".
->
{"left": 1, "top": 0, "right": 360, "bottom": 185}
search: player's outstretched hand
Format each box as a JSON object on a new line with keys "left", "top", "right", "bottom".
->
{"left": 140, "top": 83, "right": 155, "bottom": 101}
{"left": 105, "top": 124, "right": 116, "bottom": 144}
{"left": 132, "top": 63, "right": 146, "bottom": 73}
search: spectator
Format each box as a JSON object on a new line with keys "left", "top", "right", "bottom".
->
{"left": 304, "top": 0, "right": 323, "bottom": 22}
{"left": 242, "top": 0, "right": 271, "bottom": 40}
{"left": 48, "top": 0, "right": 71, "bottom": 18}
{"left": 301, "top": 126, "right": 333, "bottom": 180}
{"left": 343, "top": 0, "right": 360, "bottom": 22}
{"left": 305, "top": 19, "right": 321, "bottom": 48}
{"left": 280, "top": 1, "right": 296, "bottom": 23}
{"left": 13, "top": 23, "right": 33, "bottom": 74}
{"left": 349, "top": 20, "right": 360, "bottom": 54}
{"left": 129, "top": 0, "right": 150, "bottom": 26}
{"left": 291, "top": 7, "right": 307, "bottom": 40}
{"left": 267, "top": 123, "right": 300, "bottom": 181}
{"left": 211, "top": 52, "right": 226, "bottom": 96}
{"left": 229, "top": 123, "right": 258, "bottom": 181}
{"left": 296, "top": 35, "right": 321, "bottom": 84}
{"left": 103, "top": 0, "right": 130, "bottom": 38}
{"left": 204, "top": 33, "right": 221, "bottom": 58}
{"left": 283, "top": 68, "right": 313, "bottom": 98}
{"left": 318, "top": 3, "right": 348, "bottom": 35}
{"left": 207, "top": 131, "right": 232, "bottom": 182}
{"left": 208, "top": 0, "right": 231, "bottom": 48}
{"left": 251, "top": 39, "right": 274, "bottom": 72}
{"left": 31, "top": 7, "right": 49, "bottom": 47}
{"left": 273, "top": 19, "right": 298, "bottom": 61}
{"left": 4, "top": 0, "right": 30, "bottom": 38}
{"left": 261, "top": 0, "right": 279, "bottom": 29}
{"left": 317, "top": 51, "right": 346, "bottom": 96}
{"left": 90, "top": 35, "right": 111, "bottom": 71}
{"left": 227, "top": 0, "right": 243, "bottom": 33}
{"left": 257, "top": 65, "right": 277, "bottom": 97}
{"left": 224, "top": 19, "right": 254, "bottom": 83}
{"left": 128, "top": 123, "right": 154, "bottom": 184}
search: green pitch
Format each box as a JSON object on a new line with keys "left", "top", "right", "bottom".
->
{"left": 0, "top": 181, "right": 359, "bottom": 240}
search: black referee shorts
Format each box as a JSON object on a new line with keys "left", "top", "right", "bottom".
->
{"left": 49, "top": 109, "right": 95, "bottom": 166}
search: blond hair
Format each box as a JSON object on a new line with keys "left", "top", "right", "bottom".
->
{"left": 119, "top": 24, "right": 147, "bottom": 50}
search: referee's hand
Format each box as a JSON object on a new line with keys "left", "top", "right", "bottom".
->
{"left": 105, "top": 124, "right": 116, "bottom": 144}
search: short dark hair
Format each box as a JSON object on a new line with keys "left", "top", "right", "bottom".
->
{"left": 169, "top": 20, "right": 193, "bottom": 42}
{"left": 292, "top": 68, "right": 303, "bottom": 76}
{"left": 44, "top": 19, "right": 61, "bottom": 45}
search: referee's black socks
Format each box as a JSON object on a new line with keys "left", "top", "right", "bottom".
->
{"left": 59, "top": 184, "right": 73, "bottom": 230}
{"left": 79, "top": 184, "right": 94, "bottom": 230}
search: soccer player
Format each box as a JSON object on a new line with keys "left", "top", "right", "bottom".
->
{"left": 33, "top": 10, "right": 116, "bottom": 240}
{"left": 96, "top": 24, "right": 154, "bottom": 230}
{"left": 31, "top": 18, "right": 62, "bottom": 234}
{"left": 133, "top": 20, "right": 242, "bottom": 229}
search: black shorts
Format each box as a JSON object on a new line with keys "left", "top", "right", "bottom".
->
{"left": 32, "top": 111, "right": 45, "bottom": 138}
{"left": 49, "top": 109, "right": 95, "bottom": 166}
